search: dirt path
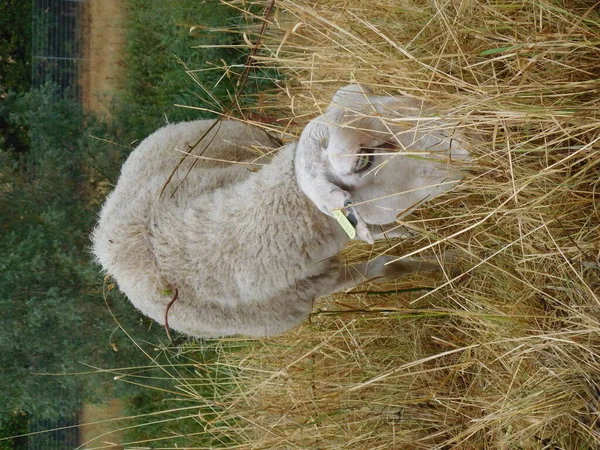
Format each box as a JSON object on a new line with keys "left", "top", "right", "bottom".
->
{"left": 79, "top": 399, "right": 126, "bottom": 448}
{"left": 81, "top": 0, "right": 127, "bottom": 115}
{"left": 79, "top": 1, "right": 127, "bottom": 446}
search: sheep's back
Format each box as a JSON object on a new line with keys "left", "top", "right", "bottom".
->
{"left": 91, "top": 120, "right": 279, "bottom": 317}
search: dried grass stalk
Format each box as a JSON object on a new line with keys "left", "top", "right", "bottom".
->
{"left": 159, "top": 0, "right": 600, "bottom": 448}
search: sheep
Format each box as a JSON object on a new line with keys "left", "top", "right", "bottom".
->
{"left": 91, "top": 85, "right": 469, "bottom": 338}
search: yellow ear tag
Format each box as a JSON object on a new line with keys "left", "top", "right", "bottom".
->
{"left": 333, "top": 209, "right": 356, "bottom": 239}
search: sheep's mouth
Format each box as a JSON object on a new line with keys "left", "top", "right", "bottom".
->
{"left": 376, "top": 141, "right": 398, "bottom": 151}
{"left": 361, "top": 141, "right": 398, "bottom": 152}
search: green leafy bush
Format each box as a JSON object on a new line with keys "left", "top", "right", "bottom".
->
{"left": 0, "top": 85, "right": 164, "bottom": 420}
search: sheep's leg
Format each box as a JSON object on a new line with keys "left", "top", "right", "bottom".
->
{"left": 159, "top": 255, "right": 449, "bottom": 338}
{"left": 368, "top": 223, "right": 416, "bottom": 240}
{"left": 331, "top": 255, "right": 444, "bottom": 293}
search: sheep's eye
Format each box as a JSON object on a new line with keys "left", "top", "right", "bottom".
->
{"left": 355, "top": 152, "right": 373, "bottom": 173}
{"left": 320, "top": 137, "right": 329, "bottom": 150}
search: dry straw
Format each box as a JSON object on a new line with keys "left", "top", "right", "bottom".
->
{"left": 122, "top": 0, "right": 600, "bottom": 449}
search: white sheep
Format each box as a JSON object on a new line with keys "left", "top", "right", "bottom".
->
{"left": 91, "top": 85, "right": 469, "bottom": 338}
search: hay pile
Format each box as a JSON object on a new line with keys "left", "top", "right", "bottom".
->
{"left": 181, "top": 1, "right": 600, "bottom": 448}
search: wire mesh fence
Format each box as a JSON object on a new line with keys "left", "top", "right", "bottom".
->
{"left": 27, "top": 2, "right": 87, "bottom": 448}
{"left": 32, "top": 0, "right": 87, "bottom": 101}
{"left": 27, "top": 411, "right": 80, "bottom": 450}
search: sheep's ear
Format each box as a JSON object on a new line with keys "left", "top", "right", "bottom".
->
{"left": 327, "top": 84, "right": 426, "bottom": 124}
{"left": 298, "top": 172, "right": 374, "bottom": 244}
{"left": 324, "top": 84, "right": 402, "bottom": 143}
{"left": 325, "top": 85, "right": 432, "bottom": 150}
{"left": 326, "top": 84, "right": 375, "bottom": 123}
{"left": 330, "top": 84, "right": 374, "bottom": 107}
{"left": 295, "top": 119, "right": 374, "bottom": 244}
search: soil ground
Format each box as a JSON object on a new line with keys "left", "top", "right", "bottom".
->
{"left": 81, "top": 0, "right": 126, "bottom": 116}
{"left": 79, "top": 0, "right": 127, "bottom": 445}
{"left": 79, "top": 399, "right": 126, "bottom": 449}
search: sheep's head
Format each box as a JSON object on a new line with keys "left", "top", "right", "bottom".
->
{"left": 295, "top": 84, "right": 470, "bottom": 244}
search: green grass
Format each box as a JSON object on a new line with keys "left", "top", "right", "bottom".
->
{"left": 106, "top": 0, "right": 277, "bottom": 140}
{"left": 118, "top": 0, "right": 237, "bottom": 126}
